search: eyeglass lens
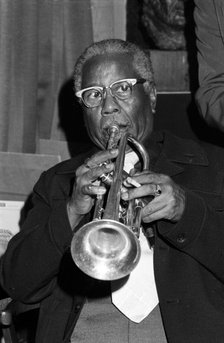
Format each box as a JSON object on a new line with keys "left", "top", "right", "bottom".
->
{"left": 83, "top": 80, "right": 133, "bottom": 107}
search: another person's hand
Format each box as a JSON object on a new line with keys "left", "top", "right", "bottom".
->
{"left": 67, "top": 149, "right": 118, "bottom": 228}
{"left": 121, "top": 171, "right": 185, "bottom": 223}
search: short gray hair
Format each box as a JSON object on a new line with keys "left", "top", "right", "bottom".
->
{"left": 73, "top": 39, "right": 155, "bottom": 96}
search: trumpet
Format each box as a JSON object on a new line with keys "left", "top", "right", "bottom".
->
{"left": 70, "top": 124, "right": 149, "bottom": 281}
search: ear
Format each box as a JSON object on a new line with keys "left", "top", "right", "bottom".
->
{"left": 149, "top": 86, "right": 157, "bottom": 114}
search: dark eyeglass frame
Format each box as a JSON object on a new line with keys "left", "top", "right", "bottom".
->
{"left": 75, "top": 78, "right": 146, "bottom": 108}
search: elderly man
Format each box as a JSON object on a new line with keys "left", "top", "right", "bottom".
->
{"left": 1, "top": 39, "right": 224, "bottom": 343}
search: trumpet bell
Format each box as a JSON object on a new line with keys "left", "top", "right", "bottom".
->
{"left": 71, "top": 219, "right": 141, "bottom": 281}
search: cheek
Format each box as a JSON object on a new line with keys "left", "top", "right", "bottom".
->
{"left": 129, "top": 94, "right": 151, "bottom": 122}
{"left": 131, "top": 97, "right": 153, "bottom": 135}
{"left": 84, "top": 111, "right": 103, "bottom": 142}
{"left": 84, "top": 109, "right": 98, "bottom": 129}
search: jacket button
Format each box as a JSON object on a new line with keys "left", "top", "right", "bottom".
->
{"left": 176, "top": 233, "right": 186, "bottom": 244}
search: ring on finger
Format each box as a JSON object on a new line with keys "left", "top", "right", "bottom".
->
{"left": 154, "top": 184, "right": 162, "bottom": 197}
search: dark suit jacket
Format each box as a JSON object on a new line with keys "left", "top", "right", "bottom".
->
{"left": 195, "top": 0, "right": 224, "bottom": 130}
{"left": 2, "top": 131, "right": 224, "bottom": 343}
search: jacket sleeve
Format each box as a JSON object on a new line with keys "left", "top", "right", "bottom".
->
{"left": 157, "top": 188, "right": 224, "bottom": 283}
{"left": 194, "top": 0, "right": 224, "bottom": 131}
{"left": 0, "top": 170, "right": 79, "bottom": 303}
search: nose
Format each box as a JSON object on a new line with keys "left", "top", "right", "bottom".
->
{"left": 101, "top": 89, "right": 120, "bottom": 117}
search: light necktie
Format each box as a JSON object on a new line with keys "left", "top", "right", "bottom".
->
{"left": 111, "top": 151, "right": 159, "bottom": 323}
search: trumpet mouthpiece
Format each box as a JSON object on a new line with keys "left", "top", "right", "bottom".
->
{"left": 107, "top": 124, "right": 120, "bottom": 150}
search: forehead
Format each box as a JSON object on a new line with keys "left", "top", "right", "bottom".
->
{"left": 81, "top": 53, "right": 137, "bottom": 87}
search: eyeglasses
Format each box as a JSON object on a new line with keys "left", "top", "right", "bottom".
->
{"left": 75, "top": 78, "right": 146, "bottom": 108}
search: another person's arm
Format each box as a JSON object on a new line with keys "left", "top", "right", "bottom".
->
{"left": 194, "top": 0, "right": 224, "bottom": 130}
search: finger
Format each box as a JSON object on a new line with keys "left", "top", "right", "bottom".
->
{"left": 141, "top": 193, "right": 183, "bottom": 223}
{"left": 123, "top": 175, "right": 141, "bottom": 188}
{"left": 85, "top": 162, "right": 114, "bottom": 182}
{"left": 81, "top": 184, "right": 107, "bottom": 196}
{"left": 77, "top": 158, "right": 115, "bottom": 182}
{"left": 142, "top": 207, "right": 166, "bottom": 223}
{"left": 141, "top": 201, "right": 167, "bottom": 223}
{"left": 121, "top": 183, "right": 161, "bottom": 201}
{"left": 76, "top": 149, "right": 118, "bottom": 176}
{"left": 133, "top": 169, "right": 154, "bottom": 176}
{"left": 132, "top": 173, "right": 163, "bottom": 185}
{"left": 85, "top": 149, "right": 118, "bottom": 168}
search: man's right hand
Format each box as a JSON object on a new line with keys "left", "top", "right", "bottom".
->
{"left": 67, "top": 149, "right": 118, "bottom": 229}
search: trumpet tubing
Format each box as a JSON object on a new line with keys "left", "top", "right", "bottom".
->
{"left": 70, "top": 124, "right": 149, "bottom": 281}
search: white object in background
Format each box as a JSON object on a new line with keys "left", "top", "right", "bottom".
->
{"left": 0, "top": 200, "right": 24, "bottom": 256}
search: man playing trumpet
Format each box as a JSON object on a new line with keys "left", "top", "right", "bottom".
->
{"left": 1, "top": 39, "right": 224, "bottom": 343}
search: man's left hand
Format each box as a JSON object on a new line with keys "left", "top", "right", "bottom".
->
{"left": 121, "top": 171, "right": 185, "bottom": 223}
